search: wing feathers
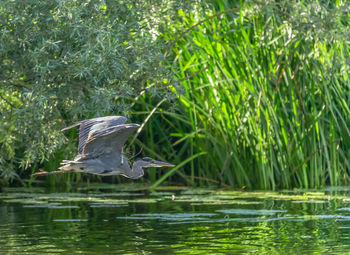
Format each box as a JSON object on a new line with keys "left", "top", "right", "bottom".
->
{"left": 61, "top": 116, "right": 128, "bottom": 154}
{"left": 61, "top": 121, "right": 82, "bottom": 131}
{"left": 82, "top": 124, "right": 140, "bottom": 156}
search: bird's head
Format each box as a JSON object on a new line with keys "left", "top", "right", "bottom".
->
{"left": 140, "top": 157, "right": 175, "bottom": 168}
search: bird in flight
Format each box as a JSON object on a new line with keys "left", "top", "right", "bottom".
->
{"left": 32, "top": 116, "right": 174, "bottom": 179}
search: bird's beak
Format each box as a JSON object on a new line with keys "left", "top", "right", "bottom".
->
{"left": 153, "top": 160, "right": 175, "bottom": 167}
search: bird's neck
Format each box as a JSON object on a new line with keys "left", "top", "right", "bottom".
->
{"left": 129, "top": 160, "right": 144, "bottom": 179}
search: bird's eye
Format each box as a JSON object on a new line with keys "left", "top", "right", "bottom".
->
{"left": 142, "top": 157, "right": 152, "bottom": 162}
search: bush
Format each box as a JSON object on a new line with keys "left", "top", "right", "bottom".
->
{"left": 0, "top": 0, "right": 201, "bottom": 182}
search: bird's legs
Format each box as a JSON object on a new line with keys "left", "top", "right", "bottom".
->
{"left": 32, "top": 169, "right": 75, "bottom": 176}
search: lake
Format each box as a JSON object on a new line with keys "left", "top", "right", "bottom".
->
{"left": 1, "top": 184, "right": 350, "bottom": 254}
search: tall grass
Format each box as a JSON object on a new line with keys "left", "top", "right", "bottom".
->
{"left": 152, "top": 1, "right": 350, "bottom": 189}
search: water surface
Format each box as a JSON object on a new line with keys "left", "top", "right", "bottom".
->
{"left": 1, "top": 185, "right": 350, "bottom": 254}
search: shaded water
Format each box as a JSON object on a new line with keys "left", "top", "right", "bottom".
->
{"left": 2, "top": 185, "right": 350, "bottom": 254}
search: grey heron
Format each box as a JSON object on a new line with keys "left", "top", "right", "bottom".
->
{"left": 32, "top": 116, "right": 174, "bottom": 179}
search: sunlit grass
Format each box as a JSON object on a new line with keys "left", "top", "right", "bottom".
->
{"left": 150, "top": 1, "right": 350, "bottom": 189}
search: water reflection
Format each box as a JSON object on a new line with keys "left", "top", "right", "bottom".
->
{"left": 1, "top": 187, "right": 350, "bottom": 254}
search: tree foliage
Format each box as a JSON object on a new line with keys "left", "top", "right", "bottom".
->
{"left": 0, "top": 0, "right": 201, "bottom": 181}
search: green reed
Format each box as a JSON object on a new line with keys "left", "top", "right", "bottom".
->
{"left": 153, "top": 1, "right": 350, "bottom": 189}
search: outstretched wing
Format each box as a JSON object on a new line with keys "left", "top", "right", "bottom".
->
{"left": 82, "top": 124, "right": 140, "bottom": 159}
{"left": 62, "top": 116, "right": 127, "bottom": 154}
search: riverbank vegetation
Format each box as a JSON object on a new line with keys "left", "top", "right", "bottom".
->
{"left": 1, "top": 0, "right": 350, "bottom": 190}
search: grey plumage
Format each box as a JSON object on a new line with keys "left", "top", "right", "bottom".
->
{"left": 33, "top": 116, "right": 174, "bottom": 179}
{"left": 61, "top": 116, "right": 127, "bottom": 154}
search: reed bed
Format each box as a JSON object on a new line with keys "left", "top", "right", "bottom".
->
{"left": 141, "top": 1, "right": 350, "bottom": 189}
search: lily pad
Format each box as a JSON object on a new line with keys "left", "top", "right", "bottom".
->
{"left": 117, "top": 212, "right": 217, "bottom": 222}
{"left": 53, "top": 219, "right": 88, "bottom": 222}
{"left": 291, "top": 200, "right": 327, "bottom": 204}
{"left": 216, "top": 209, "right": 287, "bottom": 215}
{"left": 90, "top": 203, "right": 128, "bottom": 208}
{"left": 23, "top": 203, "right": 62, "bottom": 208}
